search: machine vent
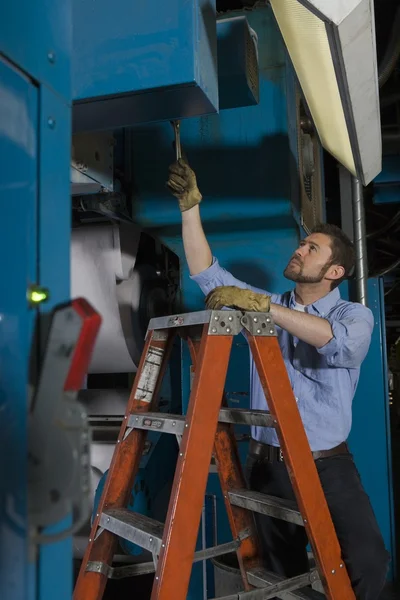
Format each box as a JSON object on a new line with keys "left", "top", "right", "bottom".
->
{"left": 296, "top": 89, "right": 323, "bottom": 234}
{"left": 245, "top": 25, "right": 259, "bottom": 99}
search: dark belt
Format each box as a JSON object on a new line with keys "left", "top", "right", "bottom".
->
{"left": 249, "top": 438, "right": 349, "bottom": 463}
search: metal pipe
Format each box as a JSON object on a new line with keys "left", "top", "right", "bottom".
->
{"left": 351, "top": 177, "right": 368, "bottom": 306}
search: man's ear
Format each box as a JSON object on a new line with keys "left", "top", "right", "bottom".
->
{"left": 326, "top": 264, "right": 345, "bottom": 282}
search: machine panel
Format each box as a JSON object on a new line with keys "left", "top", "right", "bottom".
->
{"left": 72, "top": 0, "right": 218, "bottom": 131}
{"left": 0, "top": 0, "right": 71, "bottom": 99}
{"left": 0, "top": 56, "right": 38, "bottom": 600}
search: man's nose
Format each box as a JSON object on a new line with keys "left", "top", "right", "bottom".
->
{"left": 295, "top": 247, "right": 306, "bottom": 257}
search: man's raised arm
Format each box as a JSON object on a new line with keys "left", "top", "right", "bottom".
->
{"left": 167, "top": 160, "right": 212, "bottom": 276}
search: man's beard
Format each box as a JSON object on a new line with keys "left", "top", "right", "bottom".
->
{"left": 284, "top": 259, "right": 330, "bottom": 284}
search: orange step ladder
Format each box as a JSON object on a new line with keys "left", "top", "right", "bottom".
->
{"left": 74, "top": 309, "right": 355, "bottom": 600}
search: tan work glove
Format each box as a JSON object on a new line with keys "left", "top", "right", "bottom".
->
{"left": 167, "top": 159, "right": 202, "bottom": 212}
{"left": 205, "top": 286, "right": 271, "bottom": 312}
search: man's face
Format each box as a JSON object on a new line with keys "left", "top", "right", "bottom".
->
{"left": 284, "top": 233, "right": 338, "bottom": 284}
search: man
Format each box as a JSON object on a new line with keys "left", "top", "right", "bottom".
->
{"left": 167, "top": 159, "right": 390, "bottom": 600}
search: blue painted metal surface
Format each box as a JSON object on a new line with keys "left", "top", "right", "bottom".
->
{"left": 0, "top": 0, "right": 71, "bottom": 100}
{"left": 374, "top": 156, "right": 400, "bottom": 184}
{"left": 373, "top": 156, "right": 400, "bottom": 204}
{"left": 373, "top": 186, "right": 400, "bottom": 204}
{"left": 37, "top": 87, "right": 73, "bottom": 600}
{"left": 0, "top": 55, "right": 38, "bottom": 600}
{"left": 72, "top": 0, "right": 218, "bottom": 131}
{"left": 217, "top": 16, "right": 259, "bottom": 110}
{"left": 346, "top": 278, "right": 396, "bottom": 579}
{"left": 0, "top": 2, "right": 72, "bottom": 600}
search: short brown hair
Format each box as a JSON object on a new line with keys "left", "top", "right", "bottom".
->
{"left": 311, "top": 223, "right": 355, "bottom": 289}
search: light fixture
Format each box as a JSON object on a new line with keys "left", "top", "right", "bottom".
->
{"left": 269, "top": 0, "right": 381, "bottom": 185}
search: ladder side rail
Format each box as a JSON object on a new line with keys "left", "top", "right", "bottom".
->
{"left": 248, "top": 334, "right": 355, "bottom": 600}
{"left": 74, "top": 329, "right": 174, "bottom": 600}
{"left": 188, "top": 335, "right": 262, "bottom": 590}
{"left": 151, "top": 325, "right": 233, "bottom": 600}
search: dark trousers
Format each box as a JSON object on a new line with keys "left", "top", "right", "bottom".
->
{"left": 245, "top": 451, "right": 390, "bottom": 600}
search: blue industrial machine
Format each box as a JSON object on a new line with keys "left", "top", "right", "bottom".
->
{"left": 0, "top": 2, "right": 73, "bottom": 600}
{"left": 0, "top": 2, "right": 396, "bottom": 600}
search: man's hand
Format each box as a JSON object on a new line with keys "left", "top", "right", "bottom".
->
{"left": 205, "top": 286, "right": 271, "bottom": 312}
{"left": 167, "top": 159, "right": 202, "bottom": 212}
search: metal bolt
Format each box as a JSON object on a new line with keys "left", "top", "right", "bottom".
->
{"left": 269, "top": 329, "right": 274, "bottom": 334}
{"left": 107, "top": 517, "right": 110, "bottom": 523}
{"left": 214, "top": 315, "right": 219, "bottom": 321}
{"left": 266, "top": 317, "right": 271, "bottom": 323}
{"left": 47, "top": 51, "right": 55, "bottom": 63}
{"left": 212, "top": 327, "right": 217, "bottom": 333}
{"left": 172, "top": 421, "right": 176, "bottom": 426}
{"left": 185, "top": 423, "right": 188, "bottom": 427}
{"left": 304, "top": 519, "right": 307, "bottom": 524}
{"left": 256, "top": 329, "right": 261, "bottom": 334}
{"left": 180, "top": 452, "right": 183, "bottom": 456}
{"left": 156, "top": 577, "right": 159, "bottom": 581}
{"left": 226, "top": 327, "right": 231, "bottom": 333}
{"left": 136, "top": 417, "right": 139, "bottom": 421}
{"left": 124, "top": 416, "right": 127, "bottom": 419}
{"left": 89, "top": 538, "right": 92, "bottom": 542}
{"left": 149, "top": 537, "right": 153, "bottom": 543}
{"left": 253, "top": 317, "right": 258, "bottom": 323}
{"left": 97, "top": 565, "right": 101, "bottom": 571}
{"left": 162, "top": 544, "right": 165, "bottom": 548}
{"left": 331, "top": 569, "right": 336, "bottom": 574}
{"left": 228, "top": 316, "right": 233, "bottom": 321}
{"left": 339, "top": 564, "right": 344, "bottom": 568}
{"left": 47, "top": 117, "right": 56, "bottom": 129}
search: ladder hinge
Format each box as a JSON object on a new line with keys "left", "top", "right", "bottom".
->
{"left": 240, "top": 312, "right": 277, "bottom": 337}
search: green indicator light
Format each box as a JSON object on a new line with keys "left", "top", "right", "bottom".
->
{"left": 27, "top": 286, "right": 50, "bottom": 305}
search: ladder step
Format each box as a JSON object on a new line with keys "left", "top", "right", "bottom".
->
{"left": 127, "top": 408, "right": 276, "bottom": 434}
{"left": 127, "top": 412, "right": 186, "bottom": 435}
{"left": 229, "top": 490, "right": 304, "bottom": 526}
{"left": 247, "top": 568, "right": 323, "bottom": 599}
{"left": 100, "top": 509, "right": 164, "bottom": 555}
{"left": 99, "top": 509, "right": 250, "bottom": 571}
{"left": 219, "top": 407, "right": 276, "bottom": 428}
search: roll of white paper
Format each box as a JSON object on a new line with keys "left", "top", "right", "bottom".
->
{"left": 71, "top": 224, "right": 142, "bottom": 373}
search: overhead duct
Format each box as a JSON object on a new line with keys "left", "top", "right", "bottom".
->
{"left": 71, "top": 223, "right": 169, "bottom": 373}
{"left": 270, "top": 0, "right": 381, "bottom": 185}
{"left": 72, "top": 0, "right": 218, "bottom": 132}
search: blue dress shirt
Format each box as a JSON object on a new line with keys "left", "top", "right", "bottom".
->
{"left": 191, "top": 258, "right": 374, "bottom": 451}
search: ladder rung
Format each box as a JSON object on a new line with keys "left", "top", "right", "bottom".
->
{"left": 212, "top": 569, "right": 320, "bottom": 600}
{"left": 229, "top": 490, "right": 303, "bottom": 526}
{"left": 219, "top": 408, "right": 276, "bottom": 428}
{"left": 100, "top": 509, "right": 164, "bottom": 555}
{"left": 93, "top": 514, "right": 250, "bottom": 579}
{"left": 247, "top": 568, "right": 323, "bottom": 599}
{"left": 127, "top": 412, "right": 186, "bottom": 435}
{"left": 127, "top": 408, "right": 275, "bottom": 435}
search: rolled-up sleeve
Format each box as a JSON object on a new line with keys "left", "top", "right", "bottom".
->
{"left": 191, "top": 257, "right": 270, "bottom": 297}
{"left": 317, "top": 304, "right": 374, "bottom": 368}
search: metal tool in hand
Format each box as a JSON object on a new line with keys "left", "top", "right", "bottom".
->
{"left": 171, "top": 120, "right": 182, "bottom": 160}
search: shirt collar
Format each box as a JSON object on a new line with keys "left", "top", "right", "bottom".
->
{"left": 289, "top": 287, "right": 340, "bottom": 317}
